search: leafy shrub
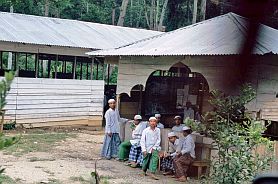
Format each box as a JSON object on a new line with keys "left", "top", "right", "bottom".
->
{"left": 203, "top": 84, "right": 274, "bottom": 184}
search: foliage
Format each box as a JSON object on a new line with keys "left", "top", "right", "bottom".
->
{"left": 0, "top": 0, "right": 276, "bottom": 31}
{"left": 184, "top": 117, "right": 205, "bottom": 133}
{"left": 203, "top": 84, "right": 274, "bottom": 184}
{"left": 0, "top": 72, "right": 18, "bottom": 181}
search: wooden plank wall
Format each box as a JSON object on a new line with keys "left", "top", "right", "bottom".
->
{"left": 3, "top": 77, "right": 104, "bottom": 127}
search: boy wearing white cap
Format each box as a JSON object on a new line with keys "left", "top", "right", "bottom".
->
{"left": 118, "top": 115, "right": 146, "bottom": 161}
{"left": 172, "top": 115, "right": 185, "bottom": 133}
{"left": 140, "top": 117, "right": 161, "bottom": 180}
{"left": 101, "top": 99, "right": 128, "bottom": 159}
{"left": 173, "top": 126, "right": 195, "bottom": 182}
{"left": 155, "top": 114, "right": 164, "bottom": 129}
{"left": 160, "top": 132, "right": 179, "bottom": 176}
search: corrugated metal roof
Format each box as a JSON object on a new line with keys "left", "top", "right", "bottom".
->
{"left": 0, "top": 12, "right": 161, "bottom": 50}
{"left": 87, "top": 13, "right": 278, "bottom": 56}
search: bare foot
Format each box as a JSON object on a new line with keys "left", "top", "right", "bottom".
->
{"left": 149, "top": 173, "right": 159, "bottom": 180}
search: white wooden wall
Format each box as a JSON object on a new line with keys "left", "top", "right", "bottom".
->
{"left": 4, "top": 77, "right": 104, "bottom": 127}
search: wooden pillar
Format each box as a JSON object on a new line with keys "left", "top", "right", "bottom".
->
{"left": 90, "top": 57, "right": 94, "bottom": 80}
{"left": 102, "top": 63, "right": 105, "bottom": 81}
{"left": 73, "top": 56, "right": 77, "bottom": 79}
{"left": 138, "top": 85, "right": 143, "bottom": 114}
{"left": 35, "top": 53, "right": 38, "bottom": 78}
{"left": 96, "top": 63, "right": 99, "bottom": 80}
{"left": 86, "top": 62, "right": 89, "bottom": 80}
{"left": 80, "top": 62, "right": 83, "bottom": 80}
{"left": 0, "top": 51, "right": 2, "bottom": 69}
{"left": 54, "top": 55, "right": 58, "bottom": 79}
{"left": 107, "top": 64, "right": 110, "bottom": 85}
{"left": 25, "top": 53, "right": 28, "bottom": 70}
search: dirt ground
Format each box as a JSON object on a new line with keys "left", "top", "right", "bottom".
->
{"left": 0, "top": 129, "right": 199, "bottom": 184}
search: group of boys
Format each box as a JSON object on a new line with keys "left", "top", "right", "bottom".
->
{"left": 101, "top": 99, "right": 195, "bottom": 182}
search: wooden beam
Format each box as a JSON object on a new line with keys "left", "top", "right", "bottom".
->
{"left": 90, "top": 57, "right": 94, "bottom": 80}
{"left": 54, "top": 55, "right": 58, "bottom": 79}
{"left": 73, "top": 56, "right": 76, "bottom": 79}
{"left": 35, "top": 53, "right": 38, "bottom": 78}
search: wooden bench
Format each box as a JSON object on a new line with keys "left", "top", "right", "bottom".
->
{"left": 191, "top": 143, "right": 212, "bottom": 179}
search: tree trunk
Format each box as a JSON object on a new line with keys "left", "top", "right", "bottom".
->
{"left": 192, "top": 0, "right": 198, "bottom": 24}
{"left": 149, "top": 0, "right": 155, "bottom": 29}
{"left": 143, "top": 0, "right": 150, "bottom": 28}
{"left": 112, "top": 8, "right": 116, "bottom": 25}
{"left": 158, "top": 0, "right": 168, "bottom": 31}
{"left": 154, "top": 0, "right": 159, "bottom": 30}
{"left": 200, "top": 0, "right": 206, "bottom": 21}
{"left": 117, "top": 0, "right": 129, "bottom": 26}
{"left": 45, "top": 0, "right": 50, "bottom": 17}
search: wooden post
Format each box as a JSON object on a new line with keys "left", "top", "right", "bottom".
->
{"left": 96, "top": 63, "right": 99, "bottom": 80}
{"left": 90, "top": 57, "right": 94, "bottom": 80}
{"left": 86, "top": 62, "right": 89, "bottom": 80}
{"left": 102, "top": 63, "right": 105, "bottom": 81}
{"left": 0, "top": 51, "right": 2, "bottom": 69}
{"left": 54, "top": 55, "right": 58, "bottom": 78}
{"left": 35, "top": 53, "right": 38, "bottom": 78}
{"left": 80, "top": 62, "right": 83, "bottom": 80}
{"left": 0, "top": 110, "right": 4, "bottom": 133}
{"left": 73, "top": 56, "right": 77, "bottom": 79}
{"left": 25, "top": 53, "right": 28, "bottom": 70}
{"left": 107, "top": 64, "right": 110, "bottom": 85}
{"left": 138, "top": 85, "right": 143, "bottom": 114}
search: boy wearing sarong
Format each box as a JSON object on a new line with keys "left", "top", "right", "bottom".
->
{"left": 128, "top": 115, "right": 148, "bottom": 167}
{"left": 141, "top": 117, "right": 161, "bottom": 180}
{"left": 160, "top": 132, "right": 179, "bottom": 176}
{"left": 101, "top": 99, "right": 128, "bottom": 159}
{"left": 118, "top": 115, "right": 147, "bottom": 162}
{"left": 173, "top": 126, "right": 195, "bottom": 182}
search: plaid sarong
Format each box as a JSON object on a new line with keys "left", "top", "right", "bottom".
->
{"left": 161, "top": 156, "right": 174, "bottom": 172}
{"left": 128, "top": 144, "right": 142, "bottom": 162}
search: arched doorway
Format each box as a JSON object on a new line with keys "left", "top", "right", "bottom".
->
{"left": 144, "top": 62, "right": 209, "bottom": 127}
{"left": 119, "top": 84, "right": 144, "bottom": 119}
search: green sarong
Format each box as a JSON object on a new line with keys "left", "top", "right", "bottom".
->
{"left": 142, "top": 150, "right": 159, "bottom": 173}
{"left": 118, "top": 141, "right": 132, "bottom": 160}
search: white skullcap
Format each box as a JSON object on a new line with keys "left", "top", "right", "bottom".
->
{"left": 134, "top": 115, "right": 142, "bottom": 120}
{"left": 182, "top": 126, "right": 191, "bottom": 131}
{"left": 168, "top": 132, "right": 176, "bottom": 138}
{"left": 149, "top": 117, "right": 157, "bottom": 121}
{"left": 155, "top": 114, "right": 161, "bottom": 118}
{"left": 174, "top": 115, "right": 182, "bottom": 120}
{"left": 108, "top": 99, "right": 116, "bottom": 103}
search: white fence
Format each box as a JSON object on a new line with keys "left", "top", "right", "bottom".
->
{"left": 4, "top": 77, "right": 104, "bottom": 127}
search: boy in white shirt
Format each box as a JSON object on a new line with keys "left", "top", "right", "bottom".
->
{"left": 140, "top": 117, "right": 161, "bottom": 180}
{"left": 101, "top": 99, "right": 128, "bottom": 159}
{"left": 160, "top": 132, "right": 179, "bottom": 176}
{"left": 118, "top": 115, "right": 146, "bottom": 161}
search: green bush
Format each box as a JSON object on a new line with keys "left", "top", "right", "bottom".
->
{"left": 203, "top": 84, "right": 274, "bottom": 184}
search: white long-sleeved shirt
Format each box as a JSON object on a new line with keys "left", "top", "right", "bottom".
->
{"left": 104, "top": 108, "right": 128, "bottom": 133}
{"left": 140, "top": 127, "right": 161, "bottom": 153}
{"left": 172, "top": 124, "right": 185, "bottom": 133}
{"left": 157, "top": 122, "right": 164, "bottom": 129}
{"left": 169, "top": 139, "right": 179, "bottom": 157}
{"left": 178, "top": 134, "right": 195, "bottom": 158}
{"left": 184, "top": 108, "right": 194, "bottom": 120}
{"left": 130, "top": 121, "right": 148, "bottom": 145}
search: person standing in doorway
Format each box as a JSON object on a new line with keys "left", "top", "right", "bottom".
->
{"left": 101, "top": 99, "right": 128, "bottom": 159}
{"left": 184, "top": 102, "right": 194, "bottom": 120}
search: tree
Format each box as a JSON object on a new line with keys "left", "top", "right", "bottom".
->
{"left": 192, "top": 0, "right": 198, "bottom": 23}
{"left": 117, "top": 0, "right": 129, "bottom": 26}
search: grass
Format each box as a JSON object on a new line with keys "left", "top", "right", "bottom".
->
{"left": 0, "top": 174, "right": 18, "bottom": 184}
{"left": 70, "top": 176, "right": 91, "bottom": 184}
{"left": 3, "top": 132, "right": 76, "bottom": 157}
